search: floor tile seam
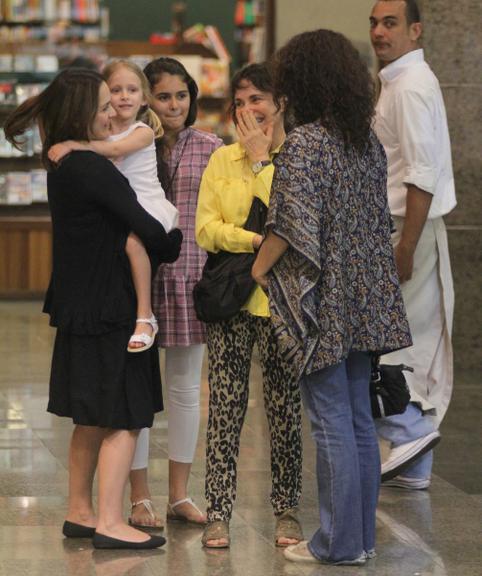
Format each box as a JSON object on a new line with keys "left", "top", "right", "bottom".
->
{"left": 34, "top": 432, "right": 69, "bottom": 473}
{"left": 375, "top": 509, "right": 447, "bottom": 570}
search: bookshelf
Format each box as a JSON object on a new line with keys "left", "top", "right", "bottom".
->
{"left": 0, "top": 1, "right": 241, "bottom": 298}
{"left": 0, "top": 35, "right": 232, "bottom": 298}
{"left": 0, "top": 0, "right": 107, "bottom": 42}
{"left": 234, "top": 0, "right": 275, "bottom": 66}
{"left": 0, "top": 66, "right": 51, "bottom": 297}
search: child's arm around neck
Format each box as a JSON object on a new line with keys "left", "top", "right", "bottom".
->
{"left": 48, "top": 124, "right": 154, "bottom": 164}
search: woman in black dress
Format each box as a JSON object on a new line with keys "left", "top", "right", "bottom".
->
{"left": 4, "top": 68, "right": 182, "bottom": 549}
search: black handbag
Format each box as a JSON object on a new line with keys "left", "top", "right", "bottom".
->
{"left": 370, "top": 355, "right": 412, "bottom": 419}
{"left": 193, "top": 197, "right": 267, "bottom": 323}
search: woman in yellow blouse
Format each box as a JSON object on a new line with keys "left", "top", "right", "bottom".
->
{"left": 196, "top": 63, "right": 303, "bottom": 549}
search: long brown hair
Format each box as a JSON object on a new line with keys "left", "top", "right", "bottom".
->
{"left": 4, "top": 68, "right": 104, "bottom": 171}
{"left": 103, "top": 59, "right": 163, "bottom": 138}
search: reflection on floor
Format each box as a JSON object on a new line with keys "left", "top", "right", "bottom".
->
{"left": 0, "top": 301, "right": 480, "bottom": 576}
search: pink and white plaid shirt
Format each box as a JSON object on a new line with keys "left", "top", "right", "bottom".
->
{"left": 152, "top": 127, "right": 223, "bottom": 347}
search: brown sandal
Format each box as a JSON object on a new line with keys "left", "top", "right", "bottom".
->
{"left": 201, "top": 520, "right": 230, "bottom": 548}
{"left": 275, "top": 508, "right": 303, "bottom": 547}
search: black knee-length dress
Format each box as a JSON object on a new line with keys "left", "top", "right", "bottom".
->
{"left": 44, "top": 151, "right": 182, "bottom": 429}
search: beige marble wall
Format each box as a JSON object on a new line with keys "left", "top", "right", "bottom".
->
{"left": 276, "top": 0, "right": 374, "bottom": 47}
{"left": 418, "top": 0, "right": 481, "bottom": 374}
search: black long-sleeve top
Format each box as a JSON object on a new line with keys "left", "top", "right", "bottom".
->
{"left": 43, "top": 151, "right": 182, "bottom": 335}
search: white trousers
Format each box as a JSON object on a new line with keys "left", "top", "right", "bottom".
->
{"left": 382, "top": 217, "right": 454, "bottom": 424}
{"left": 131, "top": 344, "right": 205, "bottom": 470}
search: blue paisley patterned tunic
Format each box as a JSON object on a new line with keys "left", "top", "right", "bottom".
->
{"left": 267, "top": 122, "right": 412, "bottom": 378}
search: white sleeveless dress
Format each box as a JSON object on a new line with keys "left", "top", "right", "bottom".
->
{"left": 110, "top": 121, "right": 179, "bottom": 232}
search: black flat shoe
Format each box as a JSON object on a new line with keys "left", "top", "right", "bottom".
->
{"left": 62, "top": 520, "right": 96, "bottom": 538}
{"left": 92, "top": 532, "right": 166, "bottom": 550}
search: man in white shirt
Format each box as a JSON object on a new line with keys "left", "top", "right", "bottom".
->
{"left": 369, "top": 0, "right": 456, "bottom": 489}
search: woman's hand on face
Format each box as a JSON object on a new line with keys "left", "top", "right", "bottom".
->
{"left": 236, "top": 110, "right": 273, "bottom": 163}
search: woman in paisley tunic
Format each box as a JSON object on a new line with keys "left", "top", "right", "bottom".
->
{"left": 252, "top": 30, "right": 412, "bottom": 565}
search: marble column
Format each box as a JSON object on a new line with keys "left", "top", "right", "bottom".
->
{"left": 419, "top": 0, "right": 481, "bottom": 376}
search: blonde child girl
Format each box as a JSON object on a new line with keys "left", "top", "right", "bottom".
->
{"left": 49, "top": 59, "right": 179, "bottom": 354}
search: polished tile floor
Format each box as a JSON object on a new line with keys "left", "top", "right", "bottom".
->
{"left": 0, "top": 301, "right": 480, "bottom": 576}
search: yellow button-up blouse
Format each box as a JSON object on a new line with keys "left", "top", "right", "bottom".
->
{"left": 196, "top": 142, "right": 281, "bottom": 317}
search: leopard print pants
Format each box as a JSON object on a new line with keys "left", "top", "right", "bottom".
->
{"left": 205, "top": 311, "right": 302, "bottom": 522}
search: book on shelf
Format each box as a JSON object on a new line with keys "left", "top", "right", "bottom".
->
{"left": 200, "top": 59, "right": 229, "bottom": 98}
{"left": 0, "top": 81, "right": 16, "bottom": 106}
{"left": 5, "top": 171, "right": 32, "bottom": 204}
{"left": 0, "top": 55, "right": 13, "bottom": 72}
{"left": 30, "top": 169, "right": 47, "bottom": 202}
{"left": 204, "top": 25, "right": 231, "bottom": 63}
{"left": 182, "top": 23, "right": 231, "bottom": 63}
{"left": 0, "top": 169, "right": 47, "bottom": 205}
{"left": 36, "top": 54, "right": 59, "bottom": 72}
{"left": 248, "top": 26, "right": 266, "bottom": 63}
{"left": 13, "top": 54, "right": 35, "bottom": 72}
{"left": 15, "top": 83, "right": 48, "bottom": 105}
{"left": 1, "top": 0, "right": 100, "bottom": 22}
{"left": 44, "top": 0, "right": 57, "bottom": 21}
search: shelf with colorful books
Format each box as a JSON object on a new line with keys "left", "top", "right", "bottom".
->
{"left": 0, "top": 72, "right": 47, "bottom": 209}
{"left": 233, "top": 0, "right": 274, "bottom": 66}
{"left": 1, "top": 0, "right": 102, "bottom": 23}
{"left": 0, "top": 0, "right": 108, "bottom": 42}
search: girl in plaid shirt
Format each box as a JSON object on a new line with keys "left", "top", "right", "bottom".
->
{"left": 127, "top": 58, "right": 223, "bottom": 529}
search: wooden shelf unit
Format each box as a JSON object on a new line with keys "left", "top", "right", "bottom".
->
{"left": 0, "top": 207, "right": 52, "bottom": 299}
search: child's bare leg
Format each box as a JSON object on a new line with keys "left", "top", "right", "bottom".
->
{"left": 126, "top": 233, "right": 155, "bottom": 350}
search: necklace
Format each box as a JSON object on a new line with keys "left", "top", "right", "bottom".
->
{"left": 165, "top": 130, "right": 192, "bottom": 194}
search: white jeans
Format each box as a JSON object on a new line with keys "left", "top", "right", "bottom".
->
{"left": 131, "top": 344, "right": 205, "bottom": 470}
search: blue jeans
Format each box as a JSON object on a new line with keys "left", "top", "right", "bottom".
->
{"left": 376, "top": 403, "right": 436, "bottom": 478}
{"left": 299, "top": 351, "right": 380, "bottom": 562}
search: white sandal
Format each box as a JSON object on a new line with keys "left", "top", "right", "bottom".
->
{"left": 128, "top": 498, "right": 164, "bottom": 530}
{"left": 166, "top": 497, "right": 206, "bottom": 525}
{"left": 127, "top": 315, "right": 158, "bottom": 353}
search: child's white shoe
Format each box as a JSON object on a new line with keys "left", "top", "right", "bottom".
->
{"left": 127, "top": 315, "right": 158, "bottom": 353}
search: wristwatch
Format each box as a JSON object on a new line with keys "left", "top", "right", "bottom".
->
{"left": 251, "top": 159, "right": 271, "bottom": 174}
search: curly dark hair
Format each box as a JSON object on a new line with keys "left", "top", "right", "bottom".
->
{"left": 272, "top": 29, "right": 375, "bottom": 150}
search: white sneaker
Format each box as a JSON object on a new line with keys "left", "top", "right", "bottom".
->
{"left": 381, "top": 431, "right": 441, "bottom": 482}
{"left": 284, "top": 541, "right": 366, "bottom": 565}
{"left": 383, "top": 475, "right": 431, "bottom": 490}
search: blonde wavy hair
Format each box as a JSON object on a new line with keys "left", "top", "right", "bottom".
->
{"left": 102, "top": 59, "right": 163, "bottom": 138}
